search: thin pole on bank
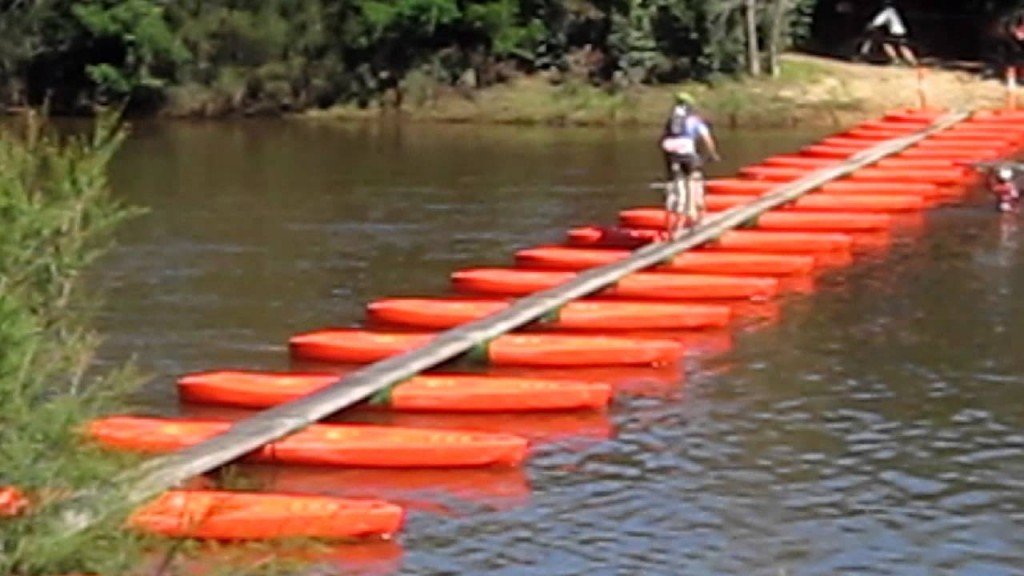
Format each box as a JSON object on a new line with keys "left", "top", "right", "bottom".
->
{"left": 60, "top": 110, "right": 970, "bottom": 533}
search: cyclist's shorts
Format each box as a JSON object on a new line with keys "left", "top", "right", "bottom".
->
{"left": 871, "top": 28, "right": 908, "bottom": 45}
{"left": 667, "top": 153, "right": 701, "bottom": 177}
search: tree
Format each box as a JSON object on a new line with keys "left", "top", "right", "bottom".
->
{"left": 71, "top": 0, "right": 188, "bottom": 102}
{"left": 745, "top": 0, "right": 761, "bottom": 75}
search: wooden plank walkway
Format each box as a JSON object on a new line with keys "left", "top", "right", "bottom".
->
{"left": 61, "top": 110, "right": 970, "bottom": 533}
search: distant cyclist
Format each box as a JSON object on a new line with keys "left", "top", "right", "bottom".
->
{"left": 859, "top": 0, "right": 918, "bottom": 66}
{"left": 989, "top": 165, "right": 1022, "bottom": 213}
{"left": 659, "top": 92, "right": 720, "bottom": 237}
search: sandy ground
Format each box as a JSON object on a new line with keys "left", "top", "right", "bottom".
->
{"left": 788, "top": 53, "right": 1006, "bottom": 113}
{"left": 310, "top": 53, "right": 1016, "bottom": 129}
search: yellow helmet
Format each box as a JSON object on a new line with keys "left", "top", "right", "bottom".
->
{"left": 674, "top": 91, "right": 696, "bottom": 107}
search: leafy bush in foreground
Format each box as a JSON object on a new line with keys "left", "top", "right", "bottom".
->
{"left": 0, "top": 113, "right": 146, "bottom": 575}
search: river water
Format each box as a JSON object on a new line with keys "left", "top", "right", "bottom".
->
{"left": 93, "top": 119, "right": 1024, "bottom": 575}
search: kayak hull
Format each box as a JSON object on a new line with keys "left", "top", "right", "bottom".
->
{"left": 179, "top": 370, "right": 612, "bottom": 412}
{"left": 515, "top": 245, "right": 815, "bottom": 276}
{"left": 368, "top": 296, "right": 732, "bottom": 330}
{"left": 566, "top": 225, "right": 853, "bottom": 254}
{"left": 761, "top": 154, "right": 957, "bottom": 171}
{"left": 452, "top": 267, "right": 779, "bottom": 300}
{"left": 619, "top": 207, "right": 891, "bottom": 232}
{"left": 705, "top": 193, "right": 924, "bottom": 213}
{"left": 290, "top": 328, "right": 684, "bottom": 367}
{"left": 801, "top": 144, "right": 1004, "bottom": 160}
{"left": 739, "top": 165, "right": 969, "bottom": 185}
{"left": 90, "top": 416, "right": 528, "bottom": 467}
{"left": 706, "top": 178, "right": 940, "bottom": 198}
{"left": 129, "top": 490, "right": 404, "bottom": 540}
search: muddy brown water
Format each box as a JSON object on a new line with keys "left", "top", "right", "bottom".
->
{"left": 90, "top": 119, "right": 1024, "bottom": 574}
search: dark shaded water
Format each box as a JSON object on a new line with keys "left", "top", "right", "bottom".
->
{"left": 94, "top": 119, "right": 1024, "bottom": 575}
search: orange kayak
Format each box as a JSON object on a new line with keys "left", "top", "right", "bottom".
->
{"left": 913, "top": 138, "right": 1013, "bottom": 150}
{"left": 707, "top": 178, "right": 940, "bottom": 198}
{"left": 90, "top": 416, "right": 528, "bottom": 467}
{"left": 515, "top": 245, "right": 815, "bottom": 276}
{"left": 753, "top": 153, "right": 958, "bottom": 169}
{"left": 368, "top": 296, "right": 732, "bottom": 329}
{"left": 844, "top": 127, "right": 1021, "bottom": 142}
{"left": 452, "top": 267, "right": 779, "bottom": 300}
{"left": 129, "top": 490, "right": 404, "bottom": 540}
{"left": 813, "top": 136, "right": 898, "bottom": 149}
{"left": 290, "top": 328, "right": 684, "bottom": 367}
{"left": 802, "top": 144, "right": 1004, "bottom": 160}
{"left": 876, "top": 158, "right": 961, "bottom": 170}
{"left": 708, "top": 229, "right": 852, "bottom": 253}
{"left": 762, "top": 155, "right": 957, "bottom": 170}
{"left": 0, "top": 486, "right": 29, "bottom": 516}
{"left": 760, "top": 155, "right": 842, "bottom": 169}
{"left": 566, "top": 225, "right": 853, "bottom": 254}
{"left": 844, "top": 167, "right": 971, "bottom": 186}
{"left": 852, "top": 118, "right": 1024, "bottom": 134}
{"left": 971, "top": 109, "right": 1024, "bottom": 122}
{"left": 566, "top": 225, "right": 673, "bottom": 248}
{"left": 706, "top": 193, "right": 923, "bottom": 213}
{"left": 897, "top": 147, "right": 1006, "bottom": 160}
{"left": 179, "top": 370, "right": 611, "bottom": 412}
{"left": 822, "top": 136, "right": 1010, "bottom": 152}
{"left": 854, "top": 118, "right": 1024, "bottom": 137}
{"left": 619, "top": 207, "right": 891, "bottom": 232}
{"left": 739, "top": 165, "right": 968, "bottom": 185}
{"left": 725, "top": 209, "right": 892, "bottom": 231}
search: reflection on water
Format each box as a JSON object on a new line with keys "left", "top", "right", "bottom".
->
{"left": 242, "top": 463, "right": 532, "bottom": 513}
{"left": 93, "top": 119, "right": 1024, "bottom": 574}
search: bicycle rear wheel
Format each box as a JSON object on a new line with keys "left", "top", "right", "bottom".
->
{"left": 689, "top": 171, "right": 705, "bottom": 224}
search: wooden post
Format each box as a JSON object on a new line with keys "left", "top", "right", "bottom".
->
{"left": 745, "top": 0, "right": 762, "bottom": 77}
{"left": 1007, "top": 66, "right": 1018, "bottom": 110}
{"left": 52, "top": 110, "right": 971, "bottom": 537}
{"left": 916, "top": 67, "right": 928, "bottom": 110}
{"left": 767, "top": 0, "right": 789, "bottom": 78}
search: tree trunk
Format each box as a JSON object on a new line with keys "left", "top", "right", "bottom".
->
{"left": 745, "top": 0, "right": 762, "bottom": 76}
{"left": 767, "top": 0, "right": 789, "bottom": 77}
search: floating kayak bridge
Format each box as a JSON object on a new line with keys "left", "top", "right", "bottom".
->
{"left": 53, "top": 107, "right": 1024, "bottom": 540}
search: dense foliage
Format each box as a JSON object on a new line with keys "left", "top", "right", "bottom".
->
{"left": 4, "top": 1, "right": 1024, "bottom": 115}
{"left": 0, "top": 114, "right": 145, "bottom": 575}
{"left": 0, "top": 0, "right": 819, "bottom": 115}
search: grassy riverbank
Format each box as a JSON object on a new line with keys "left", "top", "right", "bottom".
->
{"left": 308, "top": 54, "right": 1009, "bottom": 129}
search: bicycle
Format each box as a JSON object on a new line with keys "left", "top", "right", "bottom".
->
{"left": 650, "top": 152, "right": 711, "bottom": 241}
{"left": 663, "top": 160, "right": 705, "bottom": 239}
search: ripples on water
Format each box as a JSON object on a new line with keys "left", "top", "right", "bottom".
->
{"left": 93, "top": 120, "right": 1024, "bottom": 574}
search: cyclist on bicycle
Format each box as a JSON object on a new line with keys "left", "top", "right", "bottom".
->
{"left": 859, "top": 0, "right": 918, "bottom": 66}
{"left": 660, "top": 92, "right": 719, "bottom": 180}
{"left": 659, "top": 92, "right": 720, "bottom": 237}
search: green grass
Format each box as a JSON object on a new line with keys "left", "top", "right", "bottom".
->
{"left": 309, "top": 54, "right": 865, "bottom": 129}
{"left": 775, "top": 57, "right": 830, "bottom": 83}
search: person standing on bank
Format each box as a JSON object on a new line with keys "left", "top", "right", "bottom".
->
{"left": 860, "top": 0, "right": 919, "bottom": 66}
